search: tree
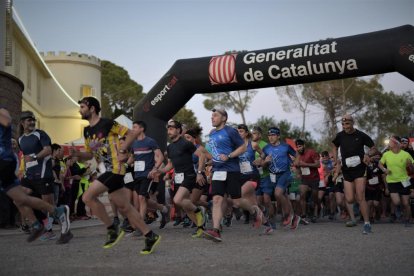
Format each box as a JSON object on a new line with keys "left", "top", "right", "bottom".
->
{"left": 276, "top": 84, "right": 311, "bottom": 137}
{"left": 173, "top": 106, "right": 200, "bottom": 129}
{"left": 101, "top": 60, "right": 144, "bottom": 118}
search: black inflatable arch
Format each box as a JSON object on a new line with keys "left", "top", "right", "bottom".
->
{"left": 134, "top": 25, "right": 414, "bottom": 149}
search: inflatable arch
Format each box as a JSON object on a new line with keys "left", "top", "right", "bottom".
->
{"left": 133, "top": 25, "right": 414, "bottom": 149}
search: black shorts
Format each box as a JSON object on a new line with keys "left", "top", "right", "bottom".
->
{"left": 175, "top": 172, "right": 197, "bottom": 193}
{"left": 211, "top": 171, "right": 241, "bottom": 199}
{"left": 0, "top": 159, "right": 19, "bottom": 192}
{"left": 240, "top": 173, "right": 260, "bottom": 190}
{"left": 342, "top": 167, "right": 367, "bottom": 182}
{"left": 21, "top": 177, "right": 54, "bottom": 195}
{"left": 123, "top": 172, "right": 135, "bottom": 190}
{"left": 333, "top": 181, "right": 344, "bottom": 193}
{"left": 97, "top": 172, "right": 125, "bottom": 194}
{"left": 301, "top": 179, "right": 319, "bottom": 190}
{"left": 365, "top": 187, "right": 382, "bottom": 201}
{"left": 194, "top": 173, "right": 209, "bottom": 194}
{"left": 134, "top": 177, "right": 155, "bottom": 197}
{"left": 388, "top": 182, "right": 411, "bottom": 196}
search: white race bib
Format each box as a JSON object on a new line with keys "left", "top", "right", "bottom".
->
{"left": 319, "top": 181, "right": 325, "bottom": 188}
{"left": 402, "top": 178, "right": 411, "bottom": 188}
{"left": 26, "top": 160, "right": 38, "bottom": 169}
{"left": 345, "top": 156, "right": 361, "bottom": 167}
{"left": 124, "top": 172, "right": 134, "bottom": 184}
{"left": 98, "top": 162, "right": 106, "bottom": 174}
{"left": 258, "top": 167, "right": 264, "bottom": 175}
{"left": 174, "top": 173, "right": 184, "bottom": 184}
{"left": 212, "top": 171, "right": 227, "bottom": 181}
{"left": 270, "top": 173, "right": 276, "bottom": 183}
{"left": 240, "top": 161, "right": 253, "bottom": 174}
{"left": 300, "top": 167, "right": 310, "bottom": 176}
{"left": 368, "top": 176, "right": 379, "bottom": 185}
{"left": 134, "top": 161, "right": 145, "bottom": 172}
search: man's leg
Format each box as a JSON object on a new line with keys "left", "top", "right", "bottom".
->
{"left": 82, "top": 180, "right": 111, "bottom": 227}
{"left": 343, "top": 181, "right": 356, "bottom": 225}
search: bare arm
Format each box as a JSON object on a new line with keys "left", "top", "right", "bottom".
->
{"left": 0, "top": 108, "right": 12, "bottom": 127}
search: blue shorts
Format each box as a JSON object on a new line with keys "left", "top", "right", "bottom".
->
{"left": 270, "top": 171, "right": 291, "bottom": 191}
{"left": 256, "top": 176, "right": 274, "bottom": 196}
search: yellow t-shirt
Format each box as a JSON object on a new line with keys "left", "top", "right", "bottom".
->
{"left": 380, "top": 150, "right": 413, "bottom": 183}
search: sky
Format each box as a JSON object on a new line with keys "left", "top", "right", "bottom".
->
{"left": 12, "top": 0, "right": 414, "bottom": 139}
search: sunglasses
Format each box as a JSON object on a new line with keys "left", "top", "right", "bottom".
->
{"left": 166, "top": 125, "right": 177, "bottom": 129}
{"left": 267, "top": 133, "right": 277, "bottom": 136}
{"left": 25, "top": 118, "right": 36, "bottom": 122}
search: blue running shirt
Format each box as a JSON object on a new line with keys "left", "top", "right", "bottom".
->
{"left": 262, "top": 143, "right": 296, "bottom": 174}
{"left": 238, "top": 141, "right": 259, "bottom": 175}
{"left": 208, "top": 126, "right": 244, "bottom": 172}
{"left": 131, "top": 136, "right": 160, "bottom": 178}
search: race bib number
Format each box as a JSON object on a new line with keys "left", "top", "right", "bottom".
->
{"left": 98, "top": 162, "right": 106, "bottom": 174}
{"left": 258, "top": 167, "right": 264, "bottom": 175}
{"left": 270, "top": 173, "right": 276, "bottom": 183}
{"left": 134, "top": 161, "right": 145, "bottom": 172}
{"left": 300, "top": 167, "right": 310, "bottom": 176}
{"left": 319, "top": 181, "right": 325, "bottom": 188}
{"left": 240, "top": 161, "right": 253, "bottom": 174}
{"left": 345, "top": 156, "right": 361, "bottom": 167}
{"left": 174, "top": 173, "right": 184, "bottom": 184}
{"left": 212, "top": 171, "right": 227, "bottom": 181}
{"left": 368, "top": 176, "right": 379, "bottom": 185}
{"left": 402, "top": 178, "right": 411, "bottom": 188}
{"left": 26, "top": 160, "right": 38, "bottom": 169}
{"left": 124, "top": 172, "right": 134, "bottom": 184}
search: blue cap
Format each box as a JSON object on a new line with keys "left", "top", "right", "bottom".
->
{"left": 268, "top": 127, "right": 280, "bottom": 135}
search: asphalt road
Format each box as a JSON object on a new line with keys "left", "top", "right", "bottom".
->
{"left": 0, "top": 218, "right": 413, "bottom": 275}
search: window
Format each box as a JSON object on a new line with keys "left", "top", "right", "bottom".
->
{"left": 80, "top": 85, "right": 94, "bottom": 98}
{"left": 26, "top": 62, "right": 32, "bottom": 94}
{"left": 14, "top": 45, "right": 20, "bottom": 77}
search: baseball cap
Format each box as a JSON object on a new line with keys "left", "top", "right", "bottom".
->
{"left": 341, "top": 114, "right": 354, "bottom": 123}
{"left": 268, "top": 127, "right": 280, "bottom": 136}
{"left": 212, "top": 108, "right": 228, "bottom": 119}
{"left": 401, "top": 137, "right": 409, "bottom": 143}
{"left": 295, "top": 139, "right": 305, "bottom": 146}
{"left": 78, "top": 96, "right": 101, "bottom": 113}
{"left": 20, "top": 110, "right": 36, "bottom": 121}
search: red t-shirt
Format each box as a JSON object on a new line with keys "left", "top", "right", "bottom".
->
{"left": 298, "top": 149, "right": 320, "bottom": 181}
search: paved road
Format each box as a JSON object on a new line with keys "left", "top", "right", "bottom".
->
{"left": 1, "top": 218, "right": 413, "bottom": 275}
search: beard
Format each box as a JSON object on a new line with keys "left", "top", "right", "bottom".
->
{"left": 81, "top": 112, "right": 91, "bottom": 120}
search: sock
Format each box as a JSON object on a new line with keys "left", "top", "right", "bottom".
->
{"left": 364, "top": 221, "right": 370, "bottom": 225}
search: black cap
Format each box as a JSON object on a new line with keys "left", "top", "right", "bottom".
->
{"left": 78, "top": 96, "right": 101, "bottom": 113}
{"left": 295, "top": 139, "right": 305, "bottom": 146}
{"left": 212, "top": 108, "right": 228, "bottom": 119}
{"left": 20, "top": 110, "right": 36, "bottom": 121}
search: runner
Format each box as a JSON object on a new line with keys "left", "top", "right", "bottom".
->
{"left": 378, "top": 136, "right": 414, "bottom": 227}
{"left": 157, "top": 120, "right": 207, "bottom": 238}
{"left": 0, "top": 107, "right": 71, "bottom": 244}
{"left": 74, "top": 97, "right": 161, "bottom": 255}
{"left": 332, "top": 114, "right": 376, "bottom": 234}
{"left": 261, "top": 127, "right": 301, "bottom": 230}
{"left": 203, "top": 109, "right": 264, "bottom": 242}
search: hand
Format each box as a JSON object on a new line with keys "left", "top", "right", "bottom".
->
{"left": 118, "top": 152, "right": 128, "bottom": 162}
{"left": 24, "top": 155, "right": 36, "bottom": 162}
{"left": 265, "top": 155, "right": 272, "bottom": 163}
{"left": 196, "top": 173, "right": 206, "bottom": 186}
{"left": 384, "top": 188, "right": 390, "bottom": 196}
{"left": 253, "top": 158, "right": 262, "bottom": 166}
{"left": 219, "top": 154, "right": 229, "bottom": 161}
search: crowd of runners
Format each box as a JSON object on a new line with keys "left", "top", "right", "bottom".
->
{"left": 1, "top": 96, "right": 414, "bottom": 255}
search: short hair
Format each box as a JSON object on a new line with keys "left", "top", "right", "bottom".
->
{"left": 133, "top": 120, "right": 147, "bottom": 132}
{"left": 51, "top": 143, "right": 61, "bottom": 152}
{"left": 78, "top": 97, "right": 101, "bottom": 114}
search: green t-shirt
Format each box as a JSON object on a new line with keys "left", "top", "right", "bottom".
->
{"left": 256, "top": 140, "right": 270, "bottom": 178}
{"left": 289, "top": 169, "right": 301, "bottom": 193}
{"left": 380, "top": 150, "right": 413, "bottom": 183}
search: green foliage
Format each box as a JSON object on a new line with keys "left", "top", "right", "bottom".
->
{"left": 101, "top": 60, "right": 144, "bottom": 118}
{"left": 173, "top": 106, "right": 200, "bottom": 129}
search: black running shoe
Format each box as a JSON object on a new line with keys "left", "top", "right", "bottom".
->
{"left": 56, "top": 230, "right": 74, "bottom": 244}
{"left": 103, "top": 226, "right": 125, "bottom": 249}
{"left": 27, "top": 222, "right": 45, "bottom": 242}
{"left": 140, "top": 233, "right": 161, "bottom": 255}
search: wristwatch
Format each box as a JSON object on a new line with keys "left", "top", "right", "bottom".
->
{"left": 119, "top": 149, "right": 127, "bottom": 154}
{"left": 227, "top": 153, "right": 232, "bottom": 159}
{"left": 197, "top": 170, "right": 203, "bottom": 174}
{"left": 33, "top": 154, "right": 37, "bottom": 160}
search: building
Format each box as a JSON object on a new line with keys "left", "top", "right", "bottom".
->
{"left": 0, "top": 0, "right": 101, "bottom": 144}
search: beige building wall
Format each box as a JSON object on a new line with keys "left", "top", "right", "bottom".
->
{"left": 3, "top": 17, "right": 101, "bottom": 144}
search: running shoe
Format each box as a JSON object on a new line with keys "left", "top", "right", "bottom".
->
{"left": 345, "top": 220, "right": 357, "bottom": 227}
{"left": 389, "top": 214, "right": 397, "bottom": 223}
{"left": 121, "top": 219, "right": 134, "bottom": 233}
{"left": 21, "top": 224, "right": 30, "bottom": 234}
{"left": 191, "top": 227, "right": 205, "bottom": 238}
{"left": 362, "top": 223, "right": 372, "bottom": 234}
{"left": 140, "top": 233, "right": 161, "bottom": 255}
{"left": 300, "top": 217, "right": 310, "bottom": 225}
{"left": 40, "top": 230, "right": 57, "bottom": 241}
{"left": 195, "top": 207, "right": 206, "bottom": 227}
{"left": 55, "top": 205, "right": 71, "bottom": 234}
{"left": 262, "top": 225, "right": 274, "bottom": 235}
{"left": 290, "top": 215, "right": 301, "bottom": 230}
{"left": 113, "top": 217, "right": 120, "bottom": 226}
{"left": 243, "top": 211, "right": 250, "bottom": 224}
{"left": 182, "top": 217, "right": 191, "bottom": 228}
{"left": 103, "top": 226, "right": 125, "bottom": 249}
{"left": 310, "top": 216, "right": 317, "bottom": 223}
{"left": 404, "top": 220, "right": 412, "bottom": 227}
{"left": 56, "top": 230, "right": 74, "bottom": 244}
{"left": 203, "top": 229, "right": 222, "bottom": 242}
{"left": 224, "top": 214, "right": 233, "bottom": 227}
{"left": 159, "top": 212, "right": 168, "bottom": 229}
{"left": 173, "top": 217, "right": 182, "bottom": 226}
{"left": 282, "top": 215, "right": 294, "bottom": 227}
{"left": 27, "top": 221, "right": 45, "bottom": 242}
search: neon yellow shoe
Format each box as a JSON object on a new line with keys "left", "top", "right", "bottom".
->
{"left": 195, "top": 207, "right": 206, "bottom": 227}
{"left": 191, "top": 227, "right": 204, "bottom": 238}
{"left": 140, "top": 234, "right": 161, "bottom": 255}
{"left": 103, "top": 228, "right": 125, "bottom": 249}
